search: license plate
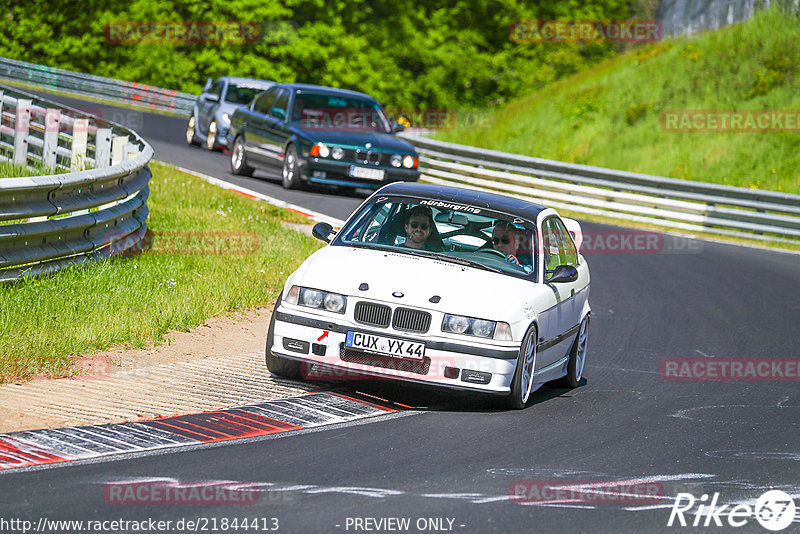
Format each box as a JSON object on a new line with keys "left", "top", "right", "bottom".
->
{"left": 349, "top": 166, "right": 385, "bottom": 181}
{"left": 345, "top": 331, "right": 425, "bottom": 360}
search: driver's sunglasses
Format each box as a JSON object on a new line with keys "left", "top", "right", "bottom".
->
{"left": 492, "top": 237, "right": 511, "bottom": 244}
{"left": 409, "top": 222, "right": 430, "bottom": 230}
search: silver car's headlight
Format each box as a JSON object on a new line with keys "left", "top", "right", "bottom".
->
{"left": 221, "top": 113, "right": 230, "bottom": 124}
{"left": 286, "top": 285, "right": 346, "bottom": 314}
{"left": 442, "top": 314, "right": 512, "bottom": 340}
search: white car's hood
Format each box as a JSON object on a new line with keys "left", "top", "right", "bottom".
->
{"left": 288, "top": 246, "right": 534, "bottom": 320}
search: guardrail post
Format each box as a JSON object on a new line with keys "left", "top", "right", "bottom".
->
{"left": 70, "top": 118, "right": 88, "bottom": 171}
{"left": 43, "top": 108, "right": 61, "bottom": 170}
{"left": 95, "top": 128, "right": 112, "bottom": 168}
{"left": 13, "top": 98, "right": 32, "bottom": 165}
{"left": 125, "top": 142, "right": 139, "bottom": 161}
{"left": 111, "top": 135, "right": 128, "bottom": 165}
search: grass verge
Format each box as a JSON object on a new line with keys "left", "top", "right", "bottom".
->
{"left": 435, "top": 6, "right": 800, "bottom": 194}
{"left": 0, "top": 161, "right": 323, "bottom": 382}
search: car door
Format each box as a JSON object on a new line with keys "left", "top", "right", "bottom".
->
{"left": 245, "top": 87, "right": 279, "bottom": 165}
{"left": 197, "top": 80, "right": 223, "bottom": 134}
{"left": 536, "top": 216, "right": 584, "bottom": 367}
{"left": 262, "top": 88, "right": 292, "bottom": 169}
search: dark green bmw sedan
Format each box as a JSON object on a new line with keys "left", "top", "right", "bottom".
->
{"left": 226, "top": 83, "right": 420, "bottom": 190}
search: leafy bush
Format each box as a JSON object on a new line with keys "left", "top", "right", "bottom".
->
{"left": 0, "top": 0, "right": 629, "bottom": 110}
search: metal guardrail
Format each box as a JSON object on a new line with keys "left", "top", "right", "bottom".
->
{"left": 0, "top": 84, "right": 152, "bottom": 282}
{"left": 0, "top": 56, "right": 195, "bottom": 115}
{"left": 400, "top": 134, "right": 800, "bottom": 245}
{"left": 2, "top": 56, "right": 795, "bottom": 247}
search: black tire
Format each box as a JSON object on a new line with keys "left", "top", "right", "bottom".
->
{"left": 265, "top": 293, "right": 301, "bottom": 379}
{"left": 506, "top": 324, "right": 538, "bottom": 409}
{"left": 281, "top": 143, "right": 303, "bottom": 189}
{"left": 561, "top": 316, "right": 589, "bottom": 388}
{"left": 205, "top": 120, "right": 218, "bottom": 151}
{"left": 185, "top": 115, "right": 199, "bottom": 146}
{"left": 230, "top": 136, "right": 255, "bottom": 176}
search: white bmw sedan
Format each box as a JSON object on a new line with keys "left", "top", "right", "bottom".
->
{"left": 266, "top": 182, "right": 590, "bottom": 409}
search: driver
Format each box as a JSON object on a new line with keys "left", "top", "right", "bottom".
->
{"left": 492, "top": 221, "right": 521, "bottom": 264}
{"left": 403, "top": 206, "right": 436, "bottom": 250}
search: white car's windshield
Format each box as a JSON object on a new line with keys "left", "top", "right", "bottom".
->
{"left": 336, "top": 196, "right": 536, "bottom": 277}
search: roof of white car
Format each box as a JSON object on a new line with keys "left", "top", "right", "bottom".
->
{"left": 376, "top": 182, "right": 549, "bottom": 220}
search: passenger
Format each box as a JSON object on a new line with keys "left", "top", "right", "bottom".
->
{"left": 492, "top": 221, "right": 533, "bottom": 272}
{"left": 492, "top": 221, "right": 520, "bottom": 263}
{"left": 403, "top": 206, "right": 437, "bottom": 250}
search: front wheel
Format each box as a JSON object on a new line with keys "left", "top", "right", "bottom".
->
{"left": 265, "top": 293, "right": 301, "bottom": 379}
{"left": 506, "top": 325, "right": 537, "bottom": 409}
{"left": 230, "top": 136, "right": 254, "bottom": 176}
{"left": 562, "top": 316, "right": 589, "bottom": 388}
{"left": 205, "top": 121, "right": 218, "bottom": 151}
{"left": 185, "top": 116, "right": 199, "bottom": 145}
{"left": 281, "top": 144, "right": 303, "bottom": 189}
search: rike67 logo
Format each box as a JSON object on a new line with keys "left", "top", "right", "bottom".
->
{"left": 668, "top": 490, "right": 796, "bottom": 531}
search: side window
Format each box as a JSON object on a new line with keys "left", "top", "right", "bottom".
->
{"left": 270, "top": 89, "right": 290, "bottom": 120}
{"left": 542, "top": 217, "right": 578, "bottom": 274}
{"left": 254, "top": 87, "right": 278, "bottom": 114}
{"left": 208, "top": 81, "right": 223, "bottom": 98}
{"left": 343, "top": 202, "right": 398, "bottom": 243}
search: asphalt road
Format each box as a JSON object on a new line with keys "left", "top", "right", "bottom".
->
{"left": 1, "top": 90, "right": 799, "bottom": 533}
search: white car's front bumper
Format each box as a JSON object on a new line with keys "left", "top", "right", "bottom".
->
{"left": 271, "top": 304, "right": 521, "bottom": 394}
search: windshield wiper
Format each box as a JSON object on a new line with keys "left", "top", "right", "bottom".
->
{"left": 343, "top": 243, "right": 503, "bottom": 273}
{"left": 425, "top": 252, "right": 503, "bottom": 273}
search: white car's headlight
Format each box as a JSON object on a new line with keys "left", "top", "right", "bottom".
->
{"left": 221, "top": 113, "right": 230, "bottom": 124}
{"left": 444, "top": 314, "right": 470, "bottom": 334}
{"left": 442, "top": 314, "right": 512, "bottom": 340}
{"left": 302, "top": 288, "right": 324, "bottom": 308}
{"left": 471, "top": 319, "right": 495, "bottom": 338}
{"left": 287, "top": 285, "right": 347, "bottom": 314}
{"left": 323, "top": 293, "right": 346, "bottom": 313}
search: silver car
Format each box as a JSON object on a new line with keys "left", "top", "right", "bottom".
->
{"left": 185, "top": 76, "right": 274, "bottom": 151}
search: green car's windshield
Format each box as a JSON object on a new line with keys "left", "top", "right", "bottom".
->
{"left": 291, "top": 93, "right": 390, "bottom": 133}
{"left": 335, "top": 196, "right": 537, "bottom": 278}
